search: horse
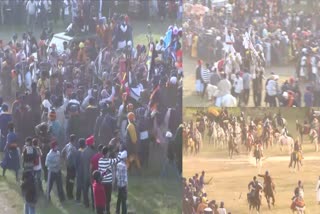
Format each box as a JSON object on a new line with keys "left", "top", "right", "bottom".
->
{"left": 253, "top": 144, "right": 263, "bottom": 168}
{"left": 228, "top": 137, "right": 239, "bottom": 159}
{"left": 248, "top": 182, "right": 263, "bottom": 213}
{"left": 263, "top": 183, "right": 275, "bottom": 209}
{"left": 296, "top": 120, "right": 310, "bottom": 143}
{"left": 183, "top": 127, "right": 189, "bottom": 154}
{"left": 246, "top": 132, "right": 255, "bottom": 153}
{"left": 216, "top": 125, "right": 226, "bottom": 149}
{"left": 278, "top": 135, "right": 294, "bottom": 154}
{"left": 273, "top": 114, "right": 287, "bottom": 129}
{"left": 263, "top": 126, "right": 273, "bottom": 149}
{"left": 289, "top": 150, "right": 303, "bottom": 171}
{"left": 194, "top": 128, "right": 203, "bottom": 154}
{"left": 309, "top": 128, "right": 319, "bottom": 152}
{"left": 291, "top": 197, "right": 306, "bottom": 214}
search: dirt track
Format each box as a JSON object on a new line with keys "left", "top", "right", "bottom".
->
{"left": 184, "top": 150, "right": 320, "bottom": 214}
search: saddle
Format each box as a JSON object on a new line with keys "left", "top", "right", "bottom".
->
{"left": 291, "top": 197, "right": 305, "bottom": 209}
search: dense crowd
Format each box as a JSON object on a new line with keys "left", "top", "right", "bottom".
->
{"left": 184, "top": 0, "right": 320, "bottom": 107}
{"left": 183, "top": 171, "right": 232, "bottom": 214}
{"left": 0, "top": 2, "right": 183, "bottom": 213}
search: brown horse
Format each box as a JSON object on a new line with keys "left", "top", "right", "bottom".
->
{"left": 296, "top": 120, "right": 310, "bottom": 144}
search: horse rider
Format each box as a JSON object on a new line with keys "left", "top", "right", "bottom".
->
{"left": 289, "top": 140, "right": 303, "bottom": 168}
{"left": 311, "top": 118, "right": 319, "bottom": 131}
{"left": 249, "top": 120, "right": 256, "bottom": 133}
{"left": 293, "top": 180, "right": 304, "bottom": 199}
{"left": 258, "top": 170, "right": 275, "bottom": 206}
{"left": 276, "top": 112, "right": 283, "bottom": 127}
{"left": 254, "top": 140, "right": 263, "bottom": 157}
{"left": 262, "top": 118, "right": 271, "bottom": 139}
{"left": 281, "top": 125, "right": 289, "bottom": 138}
{"left": 248, "top": 176, "right": 259, "bottom": 199}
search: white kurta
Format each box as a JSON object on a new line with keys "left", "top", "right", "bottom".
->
{"left": 316, "top": 180, "right": 320, "bottom": 202}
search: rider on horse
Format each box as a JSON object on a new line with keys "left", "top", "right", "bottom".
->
{"left": 258, "top": 170, "right": 275, "bottom": 206}
{"left": 289, "top": 140, "right": 303, "bottom": 168}
{"left": 254, "top": 140, "right": 263, "bottom": 158}
{"left": 291, "top": 181, "right": 305, "bottom": 211}
{"left": 248, "top": 176, "right": 259, "bottom": 199}
{"left": 249, "top": 120, "right": 256, "bottom": 133}
{"left": 293, "top": 180, "right": 304, "bottom": 199}
{"left": 281, "top": 125, "right": 289, "bottom": 138}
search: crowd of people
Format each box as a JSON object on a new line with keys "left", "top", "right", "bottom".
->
{"left": 0, "top": 0, "right": 183, "bottom": 31}
{"left": 183, "top": 171, "right": 232, "bottom": 214}
{"left": 0, "top": 1, "right": 183, "bottom": 212}
{"left": 184, "top": 0, "right": 320, "bottom": 107}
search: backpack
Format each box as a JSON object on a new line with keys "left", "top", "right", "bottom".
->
{"left": 23, "top": 146, "right": 37, "bottom": 169}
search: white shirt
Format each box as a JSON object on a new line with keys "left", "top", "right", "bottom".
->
{"left": 234, "top": 77, "right": 243, "bottom": 94}
{"left": 266, "top": 79, "right": 278, "bottom": 96}
{"left": 26, "top": 0, "right": 37, "bottom": 15}
{"left": 42, "top": 99, "right": 52, "bottom": 110}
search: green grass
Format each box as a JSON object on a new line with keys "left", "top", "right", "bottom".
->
{"left": 0, "top": 144, "right": 182, "bottom": 214}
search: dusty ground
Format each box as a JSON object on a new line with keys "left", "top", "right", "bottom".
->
{"left": 183, "top": 54, "right": 308, "bottom": 107}
{"left": 183, "top": 108, "right": 320, "bottom": 214}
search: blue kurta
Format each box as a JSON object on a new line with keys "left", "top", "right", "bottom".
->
{"left": 0, "top": 113, "right": 12, "bottom": 150}
{"left": 1, "top": 132, "right": 20, "bottom": 171}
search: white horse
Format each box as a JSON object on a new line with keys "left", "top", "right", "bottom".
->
{"left": 278, "top": 135, "right": 294, "bottom": 154}
{"left": 209, "top": 121, "right": 217, "bottom": 146}
{"left": 216, "top": 125, "right": 226, "bottom": 148}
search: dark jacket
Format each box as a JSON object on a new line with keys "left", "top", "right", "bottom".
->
{"left": 21, "top": 176, "right": 37, "bottom": 204}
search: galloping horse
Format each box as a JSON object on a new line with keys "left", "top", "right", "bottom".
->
{"left": 228, "top": 135, "right": 239, "bottom": 159}
{"left": 278, "top": 135, "right": 294, "bottom": 154}
{"left": 289, "top": 149, "right": 303, "bottom": 171}
{"left": 246, "top": 131, "right": 255, "bottom": 153}
{"left": 253, "top": 143, "right": 263, "bottom": 167}
{"left": 263, "top": 125, "right": 273, "bottom": 149}
{"left": 248, "top": 182, "right": 263, "bottom": 213}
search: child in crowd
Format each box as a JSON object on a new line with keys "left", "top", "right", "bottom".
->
{"left": 93, "top": 170, "right": 106, "bottom": 214}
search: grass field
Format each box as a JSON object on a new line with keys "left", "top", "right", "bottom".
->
{"left": 0, "top": 142, "right": 182, "bottom": 214}
{"left": 183, "top": 107, "right": 320, "bottom": 214}
{"left": 0, "top": 19, "right": 182, "bottom": 214}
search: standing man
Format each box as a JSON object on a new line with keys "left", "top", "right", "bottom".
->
{"left": 98, "top": 146, "right": 121, "bottom": 214}
{"left": 201, "top": 63, "right": 211, "bottom": 99}
{"left": 45, "top": 141, "right": 65, "bottom": 203}
{"left": 224, "top": 27, "right": 235, "bottom": 55}
{"left": 81, "top": 135, "right": 96, "bottom": 208}
{"left": 0, "top": 104, "right": 12, "bottom": 151}
{"left": 233, "top": 73, "right": 243, "bottom": 106}
{"left": 195, "top": 60, "right": 203, "bottom": 96}
{"left": 25, "top": 0, "right": 37, "bottom": 32}
{"left": 242, "top": 70, "right": 251, "bottom": 106}
{"left": 62, "top": 134, "right": 77, "bottom": 200}
{"left": 116, "top": 148, "right": 128, "bottom": 214}
{"left": 252, "top": 70, "right": 263, "bottom": 107}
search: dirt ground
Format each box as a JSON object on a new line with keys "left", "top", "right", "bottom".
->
{"left": 183, "top": 108, "right": 320, "bottom": 214}
{"left": 183, "top": 55, "right": 308, "bottom": 107}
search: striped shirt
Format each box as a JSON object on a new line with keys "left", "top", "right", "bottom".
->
{"left": 98, "top": 153, "right": 121, "bottom": 184}
{"left": 201, "top": 68, "right": 211, "bottom": 84}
